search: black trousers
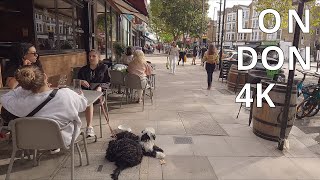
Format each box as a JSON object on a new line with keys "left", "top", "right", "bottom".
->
{"left": 205, "top": 63, "right": 216, "bottom": 87}
{"left": 178, "top": 52, "right": 185, "bottom": 65}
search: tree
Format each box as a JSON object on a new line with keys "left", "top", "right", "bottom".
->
{"left": 255, "top": 0, "right": 319, "bottom": 31}
{"left": 149, "top": 0, "right": 209, "bottom": 44}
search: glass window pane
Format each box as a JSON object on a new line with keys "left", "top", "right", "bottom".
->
{"left": 57, "top": 0, "right": 73, "bottom": 50}
{"left": 74, "top": 6, "right": 85, "bottom": 49}
{"left": 34, "top": 0, "right": 56, "bottom": 50}
{"left": 96, "top": 1, "right": 106, "bottom": 58}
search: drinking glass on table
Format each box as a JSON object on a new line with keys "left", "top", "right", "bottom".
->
{"left": 57, "top": 75, "right": 68, "bottom": 88}
{"left": 72, "top": 79, "right": 82, "bottom": 94}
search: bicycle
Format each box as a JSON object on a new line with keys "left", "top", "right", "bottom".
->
{"left": 296, "top": 70, "right": 320, "bottom": 119}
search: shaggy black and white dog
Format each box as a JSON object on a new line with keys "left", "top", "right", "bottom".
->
{"left": 140, "top": 127, "right": 165, "bottom": 159}
{"left": 105, "top": 131, "right": 143, "bottom": 180}
{"left": 105, "top": 128, "right": 165, "bottom": 180}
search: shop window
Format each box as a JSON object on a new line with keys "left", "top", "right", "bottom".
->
{"left": 96, "top": 1, "right": 106, "bottom": 56}
{"left": 34, "top": 0, "right": 84, "bottom": 52}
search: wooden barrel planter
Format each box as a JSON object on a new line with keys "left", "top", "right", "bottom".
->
{"left": 252, "top": 80, "right": 297, "bottom": 141}
{"left": 227, "top": 64, "right": 247, "bottom": 92}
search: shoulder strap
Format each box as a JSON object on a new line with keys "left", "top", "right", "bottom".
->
{"left": 26, "top": 89, "right": 59, "bottom": 117}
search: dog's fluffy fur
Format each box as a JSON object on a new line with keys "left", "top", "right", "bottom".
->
{"left": 105, "top": 129, "right": 165, "bottom": 180}
{"left": 105, "top": 131, "right": 143, "bottom": 180}
{"left": 140, "top": 127, "right": 165, "bottom": 159}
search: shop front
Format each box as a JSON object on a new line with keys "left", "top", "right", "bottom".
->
{"left": 0, "top": 0, "right": 148, "bottom": 87}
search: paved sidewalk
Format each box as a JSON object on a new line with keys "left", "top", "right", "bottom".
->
{"left": 1, "top": 55, "right": 320, "bottom": 180}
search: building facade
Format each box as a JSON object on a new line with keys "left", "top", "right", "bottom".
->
{"left": 0, "top": 0, "right": 148, "bottom": 87}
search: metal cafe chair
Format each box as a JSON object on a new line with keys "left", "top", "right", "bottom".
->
{"left": 6, "top": 117, "right": 89, "bottom": 180}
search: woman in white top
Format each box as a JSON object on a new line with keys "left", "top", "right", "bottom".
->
{"left": 0, "top": 66, "right": 88, "bottom": 146}
{"left": 168, "top": 41, "right": 179, "bottom": 74}
{"left": 121, "top": 47, "right": 134, "bottom": 65}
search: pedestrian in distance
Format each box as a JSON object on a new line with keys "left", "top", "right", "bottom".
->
{"left": 203, "top": 44, "right": 219, "bottom": 90}
{"left": 167, "top": 41, "right": 179, "bottom": 74}
{"left": 178, "top": 47, "right": 186, "bottom": 66}
{"left": 192, "top": 45, "right": 198, "bottom": 65}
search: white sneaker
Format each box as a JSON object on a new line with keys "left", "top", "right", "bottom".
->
{"left": 86, "top": 127, "right": 95, "bottom": 137}
{"left": 50, "top": 148, "right": 60, "bottom": 154}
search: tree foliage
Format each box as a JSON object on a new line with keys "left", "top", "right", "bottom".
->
{"left": 255, "top": 0, "right": 319, "bottom": 31}
{"left": 149, "top": 0, "right": 209, "bottom": 43}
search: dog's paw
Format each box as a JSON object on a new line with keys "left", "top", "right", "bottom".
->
{"left": 111, "top": 173, "right": 118, "bottom": 180}
{"left": 156, "top": 152, "right": 166, "bottom": 159}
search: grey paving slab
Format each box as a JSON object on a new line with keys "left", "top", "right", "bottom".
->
{"left": 290, "top": 157, "right": 320, "bottom": 179}
{"left": 0, "top": 152, "right": 68, "bottom": 180}
{"left": 179, "top": 113, "right": 227, "bottom": 135}
{"left": 210, "top": 113, "right": 239, "bottom": 124}
{"left": 283, "top": 136, "right": 319, "bottom": 158}
{"left": 157, "top": 121, "right": 186, "bottom": 135}
{"left": 148, "top": 110, "right": 180, "bottom": 122}
{"left": 55, "top": 153, "right": 141, "bottom": 180}
{"left": 178, "top": 112, "right": 213, "bottom": 121}
{"left": 162, "top": 156, "right": 218, "bottom": 180}
{"left": 208, "top": 156, "right": 312, "bottom": 180}
{"left": 155, "top": 135, "right": 194, "bottom": 156}
{"left": 191, "top": 136, "right": 234, "bottom": 156}
{"left": 296, "top": 137, "right": 320, "bottom": 156}
{"left": 147, "top": 158, "right": 163, "bottom": 180}
{"left": 220, "top": 124, "right": 257, "bottom": 138}
{"left": 224, "top": 137, "right": 276, "bottom": 157}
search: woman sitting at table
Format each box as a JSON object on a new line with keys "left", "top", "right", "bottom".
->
{"left": 0, "top": 65, "right": 87, "bottom": 147}
{"left": 77, "top": 49, "right": 110, "bottom": 137}
{"left": 127, "top": 50, "right": 152, "bottom": 103}
{"left": 121, "top": 47, "right": 133, "bottom": 65}
{"left": 3, "top": 43, "right": 43, "bottom": 89}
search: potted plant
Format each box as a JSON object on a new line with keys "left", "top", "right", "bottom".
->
{"left": 113, "top": 42, "right": 126, "bottom": 64}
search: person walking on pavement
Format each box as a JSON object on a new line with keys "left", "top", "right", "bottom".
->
{"left": 178, "top": 47, "right": 186, "bottom": 66}
{"left": 192, "top": 45, "right": 198, "bottom": 65}
{"left": 203, "top": 44, "right": 219, "bottom": 90}
{"left": 168, "top": 41, "right": 179, "bottom": 74}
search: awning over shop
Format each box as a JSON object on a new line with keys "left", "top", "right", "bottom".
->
{"left": 109, "top": 0, "right": 148, "bottom": 23}
{"left": 125, "top": 0, "right": 148, "bottom": 16}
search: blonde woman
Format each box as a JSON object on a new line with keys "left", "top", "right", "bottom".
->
{"left": 167, "top": 41, "right": 179, "bottom": 74}
{"left": 0, "top": 66, "right": 87, "bottom": 147}
{"left": 127, "top": 50, "right": 152, "bottom": 103}
{"left": 203, "top": 44, "right": 219, "bottom": 90}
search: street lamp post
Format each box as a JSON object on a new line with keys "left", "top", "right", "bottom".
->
{"left": 217, "top": 0, "right": 222, "bottom": 47}
{"left": 218, "top": 0, "right": 226, "bottom": 72}
{"left": 212, "top": 7, "right": 216, "bottom": 45}
{"left": 278, "top": 0, "right": 311, "bottom": 150}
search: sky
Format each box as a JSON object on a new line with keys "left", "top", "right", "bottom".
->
{"left": 208, "top": 0, "right": 252, "bottom": 20}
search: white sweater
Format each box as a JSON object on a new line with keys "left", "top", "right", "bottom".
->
{"left": 0, "top": 87, "right": 88, "bottom": 146}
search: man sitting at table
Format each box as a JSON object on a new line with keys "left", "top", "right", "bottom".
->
{"left": 77, "top": 49, "right": 110, "bottom": 137}
{"left": 0, "top": 66, "right": 87, "bottom": 149}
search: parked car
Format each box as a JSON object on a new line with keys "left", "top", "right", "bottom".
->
{"left": 253, "top": 56, "right": 280, "bottom": 71}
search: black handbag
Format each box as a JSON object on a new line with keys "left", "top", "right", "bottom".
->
{"left": 1, "top": 89, "right": 58, "bottom": 126}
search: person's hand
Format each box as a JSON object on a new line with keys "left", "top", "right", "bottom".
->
{"left": 96, "top": 86, "right": 102, "bottom": 92}
{"left": 81, "top": 80, "right": 90, "bottom": 88}
{"left": 23, "top": 59, "right": 32, "bottom": 65}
